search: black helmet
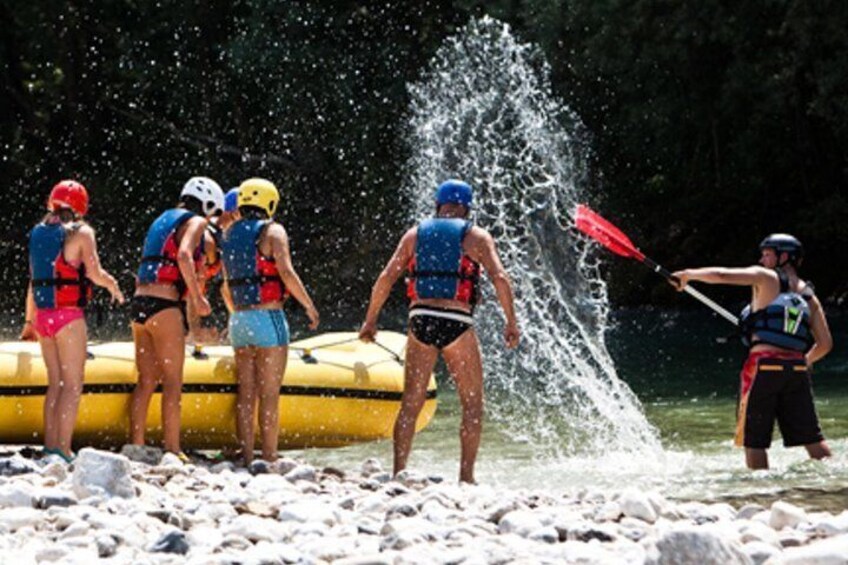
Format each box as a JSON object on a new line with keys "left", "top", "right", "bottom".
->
{"left": 759, "top": 233, "right": 803, "bottom": 265}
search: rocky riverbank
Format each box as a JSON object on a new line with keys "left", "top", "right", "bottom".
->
{"left": 0, "top": 447, "right": 846, "bottom": 564}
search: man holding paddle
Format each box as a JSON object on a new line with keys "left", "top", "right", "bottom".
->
{"left": 671, "top": 235, "right": 832, "bottom": 469}
{"left": 575, "top": 206, "right": 833, "bottom": 469}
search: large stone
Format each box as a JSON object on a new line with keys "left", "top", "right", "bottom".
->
{"left": 224, "top": 514, "right": 290, "bottom": 543}
{"left": 0, "top": 484, "right": 35, "bottom": 508}
{"left": 742, "top": 541, "right": 780, "bottom": 565}
{"left": 738, "top": 504, "right": 767, "bottom": 521}
{"left": 0, "top": 507, "right": 43, "bottom": 531}
{"left": 619, "top": 489, "right": 658, "bottom": 524}
{"left": 0, "top": 456, "right": 40, "bottom": 477}
{"left": 278, "top": 500, "right": 339, "bottom": 526}
{"left": 812, "top": 511, "right": 848, "bottom": 538}
{"left": 72, "top": 448, "right": 135, "bottom": 499}
{"left": 653, "top": 526, "right": 752, "bottom": 565}
{"left": 284, "top": 464, "right": 317, "bottom": 483}
{"left": 739, "top": 520, "right": 781, "bottom": 546}
{"left": 498, "top": 509, "right": 545, "bottom": 537}
{"left": 769, "top": 501, "right": 807, "bottom": 531}
{"left": 119, "top": 444, "right": 162, "bottom": 466}
{"left": 773, "top": 534, "right": 848, "bottom": 564}
{"left": 149, "top": 529, "right": 189, "bottom": 555}
{"left": 380, "top": 517, "right": 440, "bottom": 550}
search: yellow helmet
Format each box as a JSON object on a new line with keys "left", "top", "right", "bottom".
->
{"left": 237, "top": 178, "right": 279, "bottom": 217}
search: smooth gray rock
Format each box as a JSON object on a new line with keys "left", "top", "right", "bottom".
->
{"left": 619, "top": 489, "right": 658, "bottom": 524}
{"left": 72, "top": 448, "right": 135, "bottom": 499}
{"left": 95, "top": 534, "right": 118, "bottom": 558}
{"left": 248, "top": 459, "right": 270, "bottom": 475}
{"left": 284, "top": 464, "right": 317, "bottom": 483}
{"left": 772, "top": 533, "right": 848, "bottom": 564}
{"left": 498, "top": 509, "right": 545, "bottom": 537}
{"left": 743, "top": 541, "right": 780, "bottom": 565}
{"left": 278, "top": 500, "right": 338, "bottom": 526}
{"left": 0, "top": 456, "right": 40, "bottom": 477}
{"left": 150, "top": 530, "right": 189, "bottom": 555}
{"left": 769, "top": 501, "right": 807, "bottom": 531}
{"left": 119, "top": 444, "right": 162, "bottom": 466}
{"left": 0, "top": 484, "right": 34, "bottom": 508}
{"left": 654, "top": 526, "right": 752, "bottom": 565}
{"left": 361, "top": 458, "right": 383, "bottom": 476}
{"left": 738, "top": 504, "right": 767, "bottom": 521}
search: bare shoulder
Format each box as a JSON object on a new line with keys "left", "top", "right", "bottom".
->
{"left": 265, "top": 221, "right": 287, "bottom": 239}
{"left": 465, "top": 225, "right": 494, "bottom": 249}
{"left": 71, "top": 223, "right": 96, "bottom": 244}
{"left": 398, "top": 226, "right": 418, "bottom": 249}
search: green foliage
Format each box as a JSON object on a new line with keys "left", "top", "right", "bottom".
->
{"left": 1, "top": 0, "right": 845, "bottom": 316}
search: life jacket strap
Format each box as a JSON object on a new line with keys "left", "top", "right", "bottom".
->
{"left": 227, "top": 274, "right": 283, "bottom": 287}
{"left": 409, "top": 270, "right": 479, "bottom": 281}
{"left": 140, "top": 255, "right": 178, "bottom": 265}
{"left": 32, "top": 278, "right": 83, "bottom": 287}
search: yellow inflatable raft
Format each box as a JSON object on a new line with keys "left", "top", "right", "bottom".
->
{"left": 0, "top": 331, "right": 437, "bottom": 449}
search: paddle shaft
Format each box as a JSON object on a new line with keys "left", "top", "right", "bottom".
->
{"left": 641, "top": 257, "right": 740, "bottom": 326}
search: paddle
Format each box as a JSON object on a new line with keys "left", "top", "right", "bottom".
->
{"left": 574, "top": 204, "right": 739, "bottom": 326}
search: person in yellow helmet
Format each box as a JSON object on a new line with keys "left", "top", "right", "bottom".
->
{"left": 221, "top": 178, "right": 319, "bottom": 465}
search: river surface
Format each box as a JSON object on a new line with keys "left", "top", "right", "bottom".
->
{"left": 291, "top": 308, "right": 848, "bottom": 512}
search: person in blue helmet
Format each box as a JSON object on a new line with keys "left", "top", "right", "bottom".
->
{"left": 672, "top": 234, "right": 833, "bottom": 469}
{"left": 360, "top": 179, "right": 519, "bottom": 483}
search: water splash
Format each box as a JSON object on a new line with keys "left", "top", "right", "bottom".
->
{"left": 404, "top": 17, "right": 662, "bottom": 457}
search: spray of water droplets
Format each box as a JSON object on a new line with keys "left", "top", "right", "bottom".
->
{"left": 404, "top": 17, "right": 663, "bottom": 458}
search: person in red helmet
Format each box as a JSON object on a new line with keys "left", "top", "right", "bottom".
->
{"left": 22, "top": 180, "right": 125, "bottom": 463}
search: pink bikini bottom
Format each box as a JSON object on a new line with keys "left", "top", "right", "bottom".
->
{"left": 34, "top": 308, "right": 85, "bottom": 339}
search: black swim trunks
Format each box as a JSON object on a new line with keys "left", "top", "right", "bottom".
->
{"left": 130, "top": 295, "right": 187, "bottom": 333}
{"left": 408, "top": 305, "right": 473, "bottom": 350}
{"left": 736, "top": 352, "right": 824, "bottom": 449}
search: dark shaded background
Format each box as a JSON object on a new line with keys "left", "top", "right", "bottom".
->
{"left": 2, "top": 0, "right": 846, "bottom": 328}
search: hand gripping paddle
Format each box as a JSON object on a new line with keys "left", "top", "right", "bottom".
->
{"left": 574, "top": 204, "right": 739, "bottom": 326}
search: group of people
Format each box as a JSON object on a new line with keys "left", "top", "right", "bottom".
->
{"left": 23, "top": 177, "right": 517, "bottom": 483}
{"left": 22, "top": 175, "right": 833, "bottom": 479}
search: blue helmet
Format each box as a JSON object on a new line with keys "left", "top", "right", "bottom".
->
{"left": 760, "top": 233, "right": 803, "bottom": 265}
{"left": 435, "top": 180, "right": 473, "bottom": 208}
{"left": 224, "top": 187, "right": 240, "bottom": 213}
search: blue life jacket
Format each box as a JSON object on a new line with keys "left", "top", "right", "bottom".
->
{"left": 740, "top": 270, "right": 813, "bottom": 352}
{"left": 406, "top": 218, "right": 480, "bottom": 303}
{"left": 137, "top": 208, "right": 196, "bottom": 289}
{"left": 29, "top": 221, "right": 90, "bottom": 309}
{"left": 222, "top": 219, "right": 285, "bottom": 306}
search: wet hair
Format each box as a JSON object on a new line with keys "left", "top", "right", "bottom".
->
{"left": 179, "top": 194, "right": 206, "bottom": 216}
{"left": 238, "top": 205, "right": 270, "bottom": 220}
{"left": 42, "top": 208, "right": 80, "bottom": 224}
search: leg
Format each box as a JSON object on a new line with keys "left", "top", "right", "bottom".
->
{"left": 131, "top": 323, "right": 161, "bottom": 445}
{"left": 804, "top": 441, "right": 831, "bottom": 460}
{"left": 745, "top": 448, "right": 769, "bottom": 470}
{"left": 234, "top": 347, "right": 257, "bottom": 465}
{"left": 442, "top": 329, "right": 484, "bottom": 483}
{"left": 52, "top": 318, "right": 87, "bottom": 456}
{"left": 394, "top": 332, "right": 439, "bottom": 477}
{"left": 255, "top": 345, "right": 286, "bottom": 462}
{"left": 38, "top": 337, "right": 61, "bottom": 451}
{"left": 146, "top": 308, "right": 186, "bottom": 454}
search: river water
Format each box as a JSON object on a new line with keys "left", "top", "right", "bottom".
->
{"left": 292, "top": 309, "right": 848, "bottom": 512}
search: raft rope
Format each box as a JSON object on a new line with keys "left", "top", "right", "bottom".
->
{"left": 288, "top": 336, "right": 404, "bottom": 366}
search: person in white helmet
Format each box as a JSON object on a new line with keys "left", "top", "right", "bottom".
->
{"left": 129, "top": 177, "right": 224, "bottom": 459}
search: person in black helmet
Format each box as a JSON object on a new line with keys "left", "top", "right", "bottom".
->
{"left": 671, "top": 234, "right": 833, "bottom": 469}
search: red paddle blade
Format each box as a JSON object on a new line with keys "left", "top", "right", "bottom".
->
{"left": 574, "top": 204, "right": 646, "bottom": 261}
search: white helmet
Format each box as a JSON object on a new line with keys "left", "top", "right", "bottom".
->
{"left": 181, "top": 176, "right": 224, "bottom": 217}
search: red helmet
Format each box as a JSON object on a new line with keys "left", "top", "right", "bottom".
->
{"left": 48, "top": 180, "right": 89, "bottom": 216}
